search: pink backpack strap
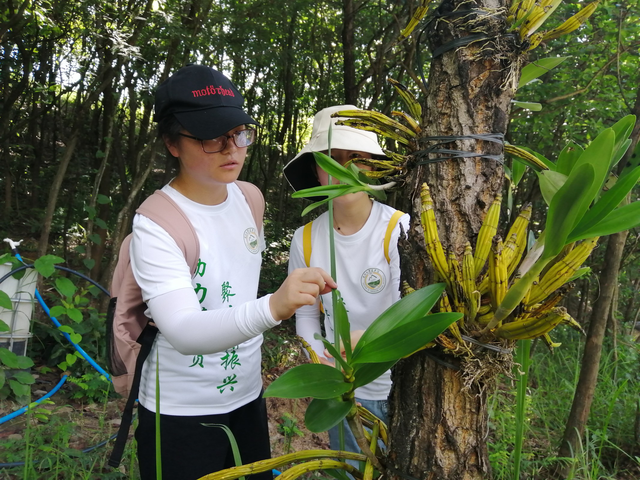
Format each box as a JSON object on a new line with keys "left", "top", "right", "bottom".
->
{"left": 136, "top": 190, "right": 200, "bottom": 275}
{"left": 236, "top": 181, "right": 265, "bottom": 234}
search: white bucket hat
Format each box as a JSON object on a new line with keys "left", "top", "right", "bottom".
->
{"left": 283, "top": 105, "right": 387, "bottom": 192}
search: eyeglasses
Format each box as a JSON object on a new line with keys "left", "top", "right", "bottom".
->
{"left": 178, "top": 128, "right": 257, "bottom": 154}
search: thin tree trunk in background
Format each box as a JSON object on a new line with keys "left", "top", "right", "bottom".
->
{"left": 37, "top": 133, "right": 79, "bottom": 258}
{"left": 576, "top": 277, "right": 591, "bottom": 324}
{"left": 557, "top": 230, "right": 629, "bottom": 471}
{"left": 623, "top": 277, "right": 639, "bottom": 323}
{"left": 609, "top": 284, "right": 619, "bottom": 370}
{"left": 342, "top": 0, "right": 357, "bottom": 104}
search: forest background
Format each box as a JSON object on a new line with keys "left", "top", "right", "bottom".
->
{"left": 0, "top": 0, "right": 639, "bottom": 479}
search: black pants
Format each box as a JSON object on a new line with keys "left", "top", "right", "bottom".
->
{"left": 135, "top": 392, "right": 273, "bottom": 480}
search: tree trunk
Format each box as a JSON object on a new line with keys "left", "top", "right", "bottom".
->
{"left": 390, "top": 352, "right": 491, "bottom": 479}
{"left": 388, "top": 1, "right": 516, "bottom": 478}
{"left": 342, "top": 0, "right": 357, "bottom": 104}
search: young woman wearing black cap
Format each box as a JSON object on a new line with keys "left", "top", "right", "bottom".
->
{"left": 130, "top": 64, "right": 336, "bottom": 480}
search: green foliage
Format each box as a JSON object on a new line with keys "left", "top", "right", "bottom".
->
{"left": 293, "top": 152, "right": 387, "bottom": 216}
{"left": 277, "top": 413, "right": 304, "bottom": 455}
{"left": 265, "top": 283, "right": 460, "bottom": 431}
{"left": 488, "top": 329, "right": 640, "bottom": 479}
{"left": 0, "top": 347, "right": 36, "bottom": 401}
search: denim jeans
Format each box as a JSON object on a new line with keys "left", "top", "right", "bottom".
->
{"left": 328, "top": 397, "right": 388, "bottom": 474}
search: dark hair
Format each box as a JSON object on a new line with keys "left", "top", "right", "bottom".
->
{"left": 157, "top": 114, "right": 183, "bottom": 172}
{"left": 157, "top": 114, "right": 183, "bottom": 143}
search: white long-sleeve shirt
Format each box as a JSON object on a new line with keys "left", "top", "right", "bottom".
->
{"left": 289, "top": 201, "right": 409, "bottom": 400}
{"left": 130, "top": 183, "right": 279, "bottom": 415}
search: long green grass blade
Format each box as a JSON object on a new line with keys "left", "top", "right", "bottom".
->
{"left": 512, "top": 339, "right": 532, "bottom": 480}
{"left": 263, "top": 364, "right": 350, "bottom": 399}
{"left": 202, "top": 424, "right": 245, "bottom": 480}
{"left": 155, "top": 350, "right": 162, "bottom": 480}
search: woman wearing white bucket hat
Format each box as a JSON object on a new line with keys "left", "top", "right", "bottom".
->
{"left": 284, "top": 105, "right": 409, "bottom": 464}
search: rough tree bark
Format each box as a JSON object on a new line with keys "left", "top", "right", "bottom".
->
{"left": 388, "top": 1, "right": 517, "bottom": 478}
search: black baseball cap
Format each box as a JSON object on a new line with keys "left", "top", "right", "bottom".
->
{"left": 154, "top": 64, "right": 258, "bottom": 140}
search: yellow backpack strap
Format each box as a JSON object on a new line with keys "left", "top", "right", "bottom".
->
{"left": 384, "top": 210, "right": 405, "bottom": 264}
{"left": 302, "top": 221, "right": 314, "bottom": 267}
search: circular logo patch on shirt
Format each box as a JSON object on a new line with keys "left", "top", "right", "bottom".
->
{"left": 361, "top": 268, "right": 386, "bottom": 294}
{"left": 243, "top": 228, "right": 260, "bottom": 254}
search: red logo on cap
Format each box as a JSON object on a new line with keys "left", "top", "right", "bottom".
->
{"left": 192, "top": 85, "right": 235, "bottom": 98}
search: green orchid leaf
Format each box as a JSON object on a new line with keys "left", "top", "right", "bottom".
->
{"left": 33, "top": 255, "right": 64, "bottom": 278}
{"left": 298, "top": 186, "right": 364, "bottom": 216}
{"left": 518, "top": 57, "right": 569, "bottom": 88}
{"left": 568, "top": 267, "right": 591, "bottom": 283}
{"left": 512, "top": 101, "right": 542, "bottom": 112}
{"left": 305, "top": 397, "right": 353, "bottom": 433}
{"left": 609, "top": 115, "right": 636, "bottom": 170}
{"left": 0, "top": 291, "right": 12, "bottom": 310}
{"left": 537, "top": 170, "right": 568, "bottom": 206}
{"left": 292, "top": 183, "right": 359, "bottom": 199}
{"left": 263, "top": 364, "right": 351, "bottom": 399}
{"left": 570, "top": 166, "right": 640, "bottom": 241}
{"left": 512, "top": 157, "right": 527, "bottom": 187}
{"left": 352, "top": 283, "right": 446, "bottom": 358}
{"left": 568, "top": 202, "right": 640, "bottom": 242}
{"left": 313, "top": 152, "right": 363, "bottom": 185}
{"left": 610, "top": 139, "right": 632, "bottom": 172}
{"left": 317, "top": 335, "right": 351, "bottom": 373}
{"left": 0, "top": 319, "right": 9, "bottom": 333}
{"left": 351, "top": 313, "right": 461, "bottom": 364}
{"left": 353, "top": 361, "right": 397, "bottom": 389}
{"left": 555, "top": 141, "right": 584, "bottom": 176}
{"left": 544, "top": 163, "right": 596, "bottom": 258}
{"left": 571, "top": 128, "right": 615, "bottom": 205}
{"left": 621, "top": 141, "right": 640, "bottom": 178}
{"left": 333, "top": 293, "right": 351, "bottom": 363}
